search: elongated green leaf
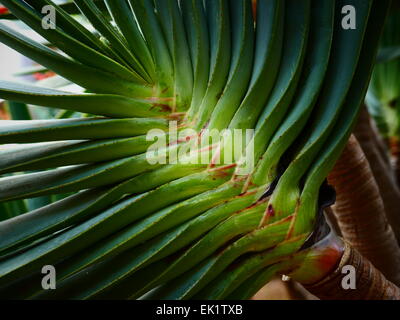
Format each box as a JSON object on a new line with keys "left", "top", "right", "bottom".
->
{"left": 0, "top": 136, "right": 152, "bottom": 174}
{"left": 207, "top": 0, "right": 255, "bottom": 131}
{"left": 0, "top": 81, "right": 169, "bottom": 118}
{"left": 0, "top": 164, "right": 207, "bottom": 259}
{"left": 128, "top": 0, "right": 173, "bottom": 90}
{"left": 0, "top": 188, "right": 108, "bottom": 256}
{"left": 229, "top": 0, "right": 284, "bottom": 130}
{"left": 0, "top": 153, "right": 161, "bottom": 201}
{"left": 292, "top": 0, "right": 390, "bottom": 236}
{"left": 190, "top": 0, "right": 231, "bottom": 129}
{"left": 267, "top": 0, "right": 372, "bottom": 219}
{"left": 73, "top": 192, "right": 261, "bottom": 300}
{"left": 251, "top": 0, "right": 335, "bottom": 186}
{"left": 193, "top": 235, "right": 307, "bottom": 299}
{"left": 155, "top": 0, "right": 194, "bottom": 111}
{"left": 4, "top": 101, "right": 52, "bottom": 212}
{"left": 181, "top": 0, "right": 210, "bottom": 113}
{"left": 104, "top": 0, "right": 154, "bottom": 82}
{"left": 53, "top": 181, "right": 239, "bottom": 285}
{"left": 74, "top": 0, "right": 142, "bottom": 74}
{"left": 250, "top": 0, "right": 310, "bottom": 160}
{"left": 127, "top": 197, "right": 269, "bottom": 298}
{"left": 0, "top": 170, "right": 230, "bottom": 287}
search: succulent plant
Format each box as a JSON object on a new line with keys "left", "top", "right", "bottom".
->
{"left": 0, "top": 0, "right": 390, "bottom": 299}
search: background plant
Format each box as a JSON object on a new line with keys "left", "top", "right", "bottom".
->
{"left": 0, "top": 0, "right": 394, "bottom": 300}
{"left": 366, "top": 9, "right": 400, "bottom": 186}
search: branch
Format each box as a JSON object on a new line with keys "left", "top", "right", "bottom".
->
{"left": 304, "top": 241, "right": 400, "bottom": 300}
{"left": 328, "top": 135, "right": 400, "bottom": 285}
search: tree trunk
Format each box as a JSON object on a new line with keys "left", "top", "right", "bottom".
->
{"left": 328, "top": 135, "right": 400, "bottom": 285}
{"left": 353, "top": 107, "right": 400, "bottom": 242}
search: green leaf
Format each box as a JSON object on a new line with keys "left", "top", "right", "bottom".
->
{"left": 194, "top": 235, "right": 307, "bottom": 299}
{"left": 190, "top": 0, "right": 231, "bottom": 129}
{"left": 104, "top": 0, "right": 155, "bottom": 82}
{"left": 0, "top": 153, "right": 160, "bottom": 201}
{"left": 128, "top": 0, "right": 173, "bottom": 90}
{"left": 0, "top": 117, "right": 167, "bottom": 143}
{"left": 228, "top": 0, "right": 285, "bottom": 130}
{"left": 0, "top": 136, "right": 152, "bottom": 174}
{"left": 73, "top": 192, "right": 260, "bottom": 300}
{"left": 250, "top": 0, "right": 311, "bottom": 160}
{"left": 73, "top": 0, "right": 142, "bottom": 74}
{"left": 0, "top": 188, "right": 108, "bottom": 256}
{"left": 207, "top": 0, "right": 255, "bottom": 131}
{"left": 155, "top": 0, "right": 194, "bottom": 111}
{"left": 0, "top": 81, "right": 169, "bottom": 118}
{"left": 0, "top": 170, "right": 230, "bottom": 288}
{"left": 292, "top": 0, "right": 390, "bottom": 237}
{"left": 181, "top": 0, "right": 210, "bottom": 113}
{"left": 251, "top": 0, "right": 335, "bottom": 186}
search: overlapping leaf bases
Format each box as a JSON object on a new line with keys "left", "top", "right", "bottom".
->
{"left": 0, "top": 0, "right": 389, "bottom": 299}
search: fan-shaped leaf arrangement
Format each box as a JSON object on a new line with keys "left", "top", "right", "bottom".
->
{"left": 0, "top": 0, "right": 389, "bottom": 299}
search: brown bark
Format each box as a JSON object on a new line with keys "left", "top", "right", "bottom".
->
{"left": 354, "top": 108, "right": 400, "bottom": 242}
{"left": 328, "top": 135, "right": 400, "bottom": 285}
{"left": 304, "top": 242, "right": 400, "bottom": 300}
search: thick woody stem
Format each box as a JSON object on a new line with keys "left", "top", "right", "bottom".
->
{"left": 354, "top": 108, "right": 400, "bottom": 242}
{"left": 328, "top": 135, "right": 400, "bottom": 285}
{"left": 304, "top": 242, "right": 400, "bottom": 300}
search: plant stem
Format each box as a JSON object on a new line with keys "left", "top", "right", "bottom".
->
{"left": 328, "top": 135, "right": 400, "bottom": 285}
{"left": 302, "top": 241, "right": 400, "bottom": 300}
{"left": 354, "top": 107, "right": 400, "bottom": 243}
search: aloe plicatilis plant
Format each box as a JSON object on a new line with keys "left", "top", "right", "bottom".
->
{"left": 0, "top": 0, "right": 398, "bottom": 300}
